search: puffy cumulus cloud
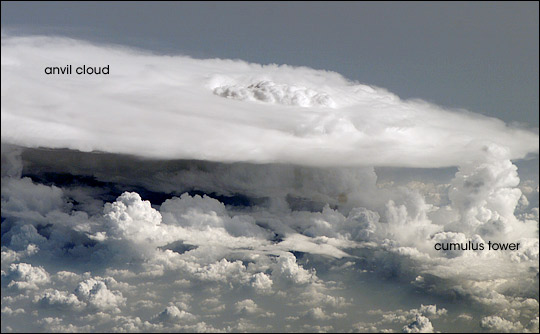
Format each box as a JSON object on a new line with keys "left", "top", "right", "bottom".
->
{"left": 416, "top": 304, "right": 447, "bottom": 318}
{"left": 305, "top": 307, "right": 329, "bottom": 320}
{"left": 352, "top": 321, "right": 380, "bottom": 333}
{"left": 2, "top": 224, "right": 48, "bottom": 253}
{"left": 1, "top": 157, "right": 538, "bottom": 332}
{"left": 480, "top": 315, "right": 524, "bottom": 333}
{"left": 272, "top": 252, "right": 315, "bottom": 285}
{"left": 3, "top": 262, "right": 50, "bottom": 290}
{"left": 37, "top": 317, "right": 94, "bottom": 333}
{"left": 234, "top": 299, "right": 260, "bottom": 315}
{"left": 160, "top": 193, "right": 270, "bottom": 238}
{"left": 350, "top": 304, "right": 447, "bottom": 333}
{"left": 54, "top": 271, "right": 82, "bottom": 284}
{"left": 192, "top": 259, "right": 250, "bottom": 284}
{"left": 1, "top": 244, "right": 39, "bottom": 267}
{"left": 401, "top": 314, "right": 434, "bottom": 333}
{"left": 74, "top": 277, "right": 126, "bottom": 312}
{"left": 1, "top": 306, "right": 25, "bottom": 316}
{"left": 362, "top": 154, "right": 539, "bottom": 312}
{"left": 300, "top": 306, "right": 345, "bottom": 322}
{"left": 1, "top": 150, "right": 538, "bottom": 331}
{"left": 0, "top": 172, "right": 537, "bottom": 332}
{"left": 446, "top": 148, "right": 527, "bottom": 236}
{"left": 34, "top": 289, "right": 85, "bottom": 310}
{"left": 526, "top": 317, "right": 540, "bottom": 333}
{"left": 369, "top": 305, "right": 447, "bottom": 325}
{"left": 250, "top": 272, "right": 273, "bottom": 294}
{"left": 296, "top": 286, "right": 351, "bottom": 309}
{"left": 103, "top": 192, "right": 164, "bottom": 243}
{"left": 152, "top": 305, "right": 196, "bottom": 323}
{"left": 2, "top": 35, "right": 538, "bottom": 168}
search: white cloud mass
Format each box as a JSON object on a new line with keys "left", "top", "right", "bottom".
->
{"left": 1, "top": 34, "right": 538, "bottom": 333}
{"left": 1, "top": 35, "right": 538, "bottom": 167}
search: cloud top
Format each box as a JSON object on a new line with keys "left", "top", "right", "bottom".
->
{"left": 1, "top": 35, "right": 538, "bottom": 167}
{"left": 214, "top": 80, "right": 336, "bottom": 108}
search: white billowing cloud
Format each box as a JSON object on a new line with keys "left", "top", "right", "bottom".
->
{"left": 0, "top": 169, "right": 537, "bottom": 332}
{"left": 305, "top": 307, "right": 329, "bottom": 320}
{"left": 192, "top": 258, "right": 249, "bottom": 284}
{"left": 4, "top": 262, "right": 50, "bottom": 290}
{"left": 1, "top": 306, "right": 25, "bottom": 316}
{"left": 526, "top": 317, "right": 540, "bottom": 333}
{"left": 34, "top": 289, "right": 85, "bottom": 309}
{"left": 74, "top": 277, "right": 126, "bottom": 312}
{"left": 480, "top": 315, "right": 524, "bottom": 333}
{"left": 1, "top": 35, "right": 538, "bottom": 168}
{"left": 103, "top": 192, "right": 164, "bottom": 243}
{"left": 37, "top": 317, "right": 94, "bottom": 333}
{"left": 1, "top": 244, "right": 39, "bottom": 267}
{"left": 234, "top": 299, "right": 259, "bottom": 315}
{"left": 447, "top": 147, "right": 525, "bottom": 236}
{"left": 401, "top": 314, "right": 434, "bottom": 333}
{"left": 250, "top": 272, "right": 273, "bottom": 293}
{"left": 272, "top": 252, "right": 315, "bottom": 285}
{"left": 234, "top": 299, "right": 275, "bottom": 318}
{"left": 416, "top": 304, "right": 447, "bottom": 318}
{"left": 152, "top": 305, "right": 196, "bottom": 323}
{"left": 354, "top": 304, "right": 447, "bottom": 333}
{"left": 160, "top": 193, "right": 270, "bottom": 238}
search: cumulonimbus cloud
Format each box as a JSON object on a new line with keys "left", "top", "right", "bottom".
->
{"left": 1, "top": 35, "right": 538, "bottom": 167}
{"left": 1, "top": 34, "right": 538, "bottom": 332}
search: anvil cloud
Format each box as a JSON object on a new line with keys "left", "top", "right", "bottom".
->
{"left": 1, "top": 35, "right": 538, "bottom": 167}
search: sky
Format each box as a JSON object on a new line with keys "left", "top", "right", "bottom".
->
{"left": 1, "top": 2, "right": 539, "bottom": 333}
